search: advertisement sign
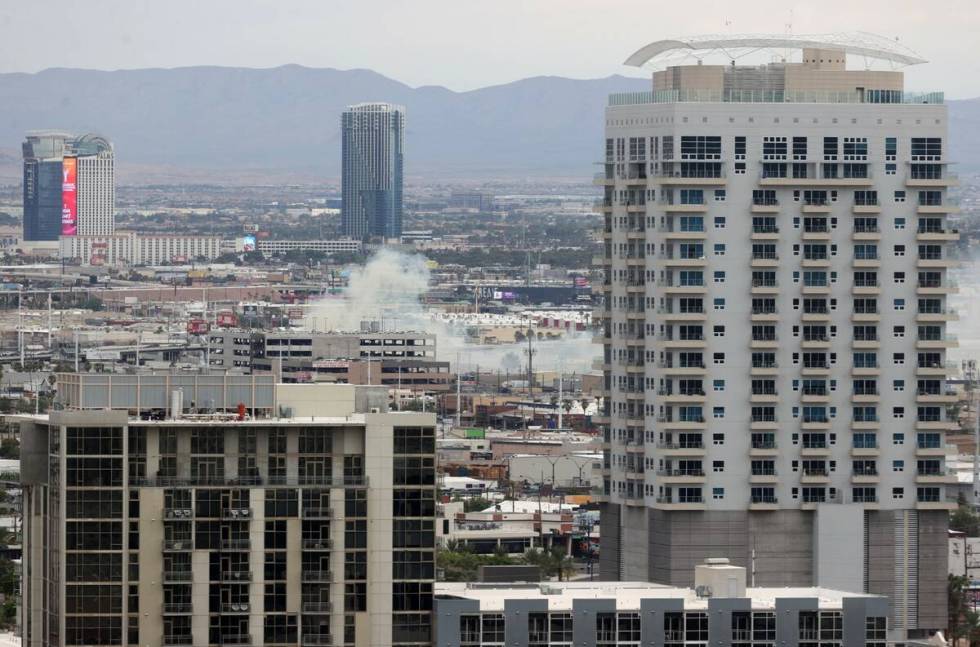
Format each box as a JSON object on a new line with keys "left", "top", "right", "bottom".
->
{"left": 186, "top": 319, "right": 209, "bottom": 334}
{"left": 312, "top": 359, "right": 350, "bottom": 369}
{"left": 243, "top": 224, "right": 259, "bottom": 233}
{"left": 241, "top": 235, "right": 257, "bottom": 252}
{"left": 61, "top": 157, "right": 77, "bottom": 235}
{"left": 90, "top": 243, "right": 107, "bottom": 267}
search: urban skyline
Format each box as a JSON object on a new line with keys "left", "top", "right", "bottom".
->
{"left": 2, "top": 20, "right": 978, "bottom": 647}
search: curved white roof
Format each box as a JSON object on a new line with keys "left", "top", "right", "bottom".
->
{"left": 625, "top": 32, "right": 926, "bottom": 68}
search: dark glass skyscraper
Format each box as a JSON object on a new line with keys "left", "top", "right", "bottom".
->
{"left": 22, "top": 131, "right": 115, "bottom": 242}
{"left": 22, "top": 132, "right": 70, "bottom": 241}
{"left": 341, "top": 103, "right": 404, "bottom": 240}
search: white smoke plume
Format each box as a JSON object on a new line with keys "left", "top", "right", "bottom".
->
{"left": 305, "top": 248, "right": 431, "bottom": 332}
{"left": 304, "top": 248, "right": 600, "bottom": 374}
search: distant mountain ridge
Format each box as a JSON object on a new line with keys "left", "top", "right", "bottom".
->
{"left": 0, "top": 65, "right": 976, "bottom": 181}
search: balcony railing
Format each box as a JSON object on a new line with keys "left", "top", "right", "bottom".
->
{"left": 301, "top": 570, "right": 333, "bottom": 582}
{"left": 163, "top": 603, "right": 193, "bottom": 614}
{"left": 133, "top": 476, "right": 369, "bottom": 488}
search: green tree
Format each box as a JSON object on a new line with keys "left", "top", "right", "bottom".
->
{"left": 436, "top": 544, "right": 516, "bottom": 582}
{"left": 462, "top": 497, "right": 492, "bottom": 513}
{"left": 952, "top": 497, "right": 980, "bottom": 536}
{"left": 522, "top": 546, "right": 576, "bottom": 581}
{"left": 0, "top": 438, "right": 18, "bottom": 459}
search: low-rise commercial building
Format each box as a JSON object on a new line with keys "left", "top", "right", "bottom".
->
{"left": 256, "top": 239, "right": 363, "bottom": 256}
{"left": 434, "top": 560, "right": 890, "bottom": 646}
{"left": 207, "top": 329, "right": 452, "bottom": 393}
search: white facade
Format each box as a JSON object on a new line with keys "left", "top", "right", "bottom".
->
{"left": 595, "top": 41, "right": 956, "bottom": 636}
{"left": 76, "top": 148, "right": 115, "bottom": 236}
{"left": 59, "top": 232, "right": 224, "bottom": 266}
{"left": 256, "top": 239, "right": 362, "bottom": 255}
{"left": 598, "top": 97, "right": 958, "bottom": 513}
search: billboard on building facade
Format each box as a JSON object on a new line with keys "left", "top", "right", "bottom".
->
{"left": 61, "top": 157, "right": 77, "bottom": 235}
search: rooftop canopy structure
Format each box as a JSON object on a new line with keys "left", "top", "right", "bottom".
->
{"left": 625, "top": 32, "right": 927, "bottom": 70}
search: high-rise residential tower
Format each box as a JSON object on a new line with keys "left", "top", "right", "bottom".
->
{"left": 17, "top": 374, "right": 436, "bottom": 647}
{"left": 341, "top": 103, "right": 404, "bottom": 241}
{"left": 594, "top": 34, "right": 956, "bottom": 640}
{"left": 22, "top": 131, "right": 115, "bottom": 242}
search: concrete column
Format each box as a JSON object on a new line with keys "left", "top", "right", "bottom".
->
{"left": 707, "top": 598, "right": 751, "bottom": 647}
{"left": 774, "top": 598, "right": 819, "bottom": 647}
{"left": 639, "top": 598, "right": 684, "bottom": 647}
{"left": 249, "top": 488, "right": 265, "bottom": 645}
{"left": 138, "top": 489, "right": 165, "bottom": 647}
{"left": 504, "top": 599, "right": 548, "bottom": 645}
{"left": 571, "top": 599, "right": 616, "bottom": 646}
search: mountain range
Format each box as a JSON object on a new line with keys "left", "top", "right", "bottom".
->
{"left": 0, "top": 65, "right": 977, "bottom": 183}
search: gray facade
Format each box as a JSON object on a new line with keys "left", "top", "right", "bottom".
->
{"left": 433, "top": 583, "right": 889, "bottom": 647}
{"left": 341, "top": 103, "right": 404, "bottom": 240}
{"left": 601, "top": 503, "right": 947, "bottom": 635}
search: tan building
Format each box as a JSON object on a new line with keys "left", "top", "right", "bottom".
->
{"left": 16, "top": 374, "right": 436, "bottom": 647}
{"left": 597, "top": 33, "right": 954, "bottom": 640}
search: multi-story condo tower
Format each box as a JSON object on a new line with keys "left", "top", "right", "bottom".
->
{"left": 71, "top": 133, "right": 115, "bottom": 237}
{"left": 22, "top": 131, "right": 115, "bottom": 242}
{"left": 17, "top": 374, "right": 436, "bottom": 647}
{"left": 594, "top": 34, "right": 957, "bottom": 640}
{"left": 341, "top": 103, "right": 405, "bottom": 241}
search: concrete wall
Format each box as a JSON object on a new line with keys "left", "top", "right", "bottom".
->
{"left": 918, "top": 510, "right": 950, "bottom": 631}
{"left": 598, "top": 502, "right": 621, "bottom": 580}
{"left": 647, "top": 510, "right": 813, "bottom": 587}
{"left": 621, "top": 505, "right": 648, "bottom": 581}
{"left": 814, "top": 504, "right": 864, "bottom": 592}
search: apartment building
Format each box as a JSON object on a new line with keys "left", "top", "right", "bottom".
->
{"left": 16, "top": 373, "right": 436, "bottom": 647}
{"left": 594, "top": 34, "right": 957, "bottom": 639}
{"left": 434, "top": 560, "right": 889, "bottom": 647}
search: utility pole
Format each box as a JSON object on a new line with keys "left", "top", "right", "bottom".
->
{"left": 18, "top": 288, "right": 24, "bottom": 368}
{"left": 557, "top": 358, "right": 564, "bottom": 431}
{"left": 455, "top": 351, "right": 462, "bottom": 428}
{"left": 74, "top": 330, "right": 80, "bottom": 372}
{"left": 524, "top": 315, "right": 536, "bottom": 432}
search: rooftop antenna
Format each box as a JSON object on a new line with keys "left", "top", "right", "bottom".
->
{"left": 784, "top": 10, "right": 794, "bottom": 64}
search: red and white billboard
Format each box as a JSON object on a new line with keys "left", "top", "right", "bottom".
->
{"left": 61, "top": 157, "right": 77, "bottom": 236}
{"left": 216, "top": 311, "right": 238, "bottom": 327}
{"left": 186, "top": 319, "right": 209, "bottom": 334}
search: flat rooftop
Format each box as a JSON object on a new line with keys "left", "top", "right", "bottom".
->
{"left": 6, "top": 412, "right": 428, "bottom": 426}
{"left": 435, "top": 581, "right": 880, "bottom": 611}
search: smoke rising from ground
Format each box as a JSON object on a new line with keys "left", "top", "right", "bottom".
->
{"left": 304, "top": 249, "right": 600, "bottom": 374}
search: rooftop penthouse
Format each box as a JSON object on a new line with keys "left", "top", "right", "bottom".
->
{"left": 611, "top": 32, "right": 941, "bottom": 105}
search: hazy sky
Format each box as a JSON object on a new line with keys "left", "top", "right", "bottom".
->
{"left": 4, "top": 0, "right": 980, "bottom": 98}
